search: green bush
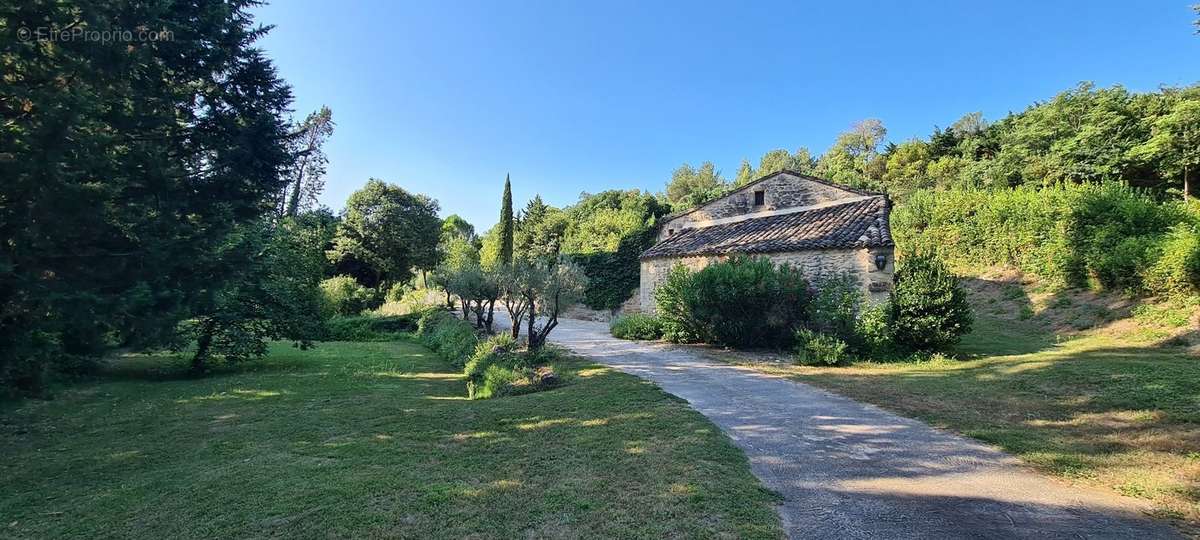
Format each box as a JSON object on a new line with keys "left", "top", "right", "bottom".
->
{"left": 793, "top": 328, "right": 849, "bottom": 366}
{"left": 609, "top": 314, "right": 664, "bottom": 340}
{"left": 464, "top": 333, "right": 523, "bottom": 396}
{"left": 1145, "top": 224, "right": 1200, "bottom": 296}
{"left": 654, "top": 257, "right": 809, "bottom": 347}
{"left": 474, "top": 365, "right": 530, "bottom": 399}
{"left": 889, "top": 253, "right": 973, "bottom": 352}
{"left": 385, "top": 282, "right": 410, "bottom": 303}
{"left": 324, "top": 314, "right": 419, "bottom": 341}
{"left": 806, "top": 274, "right": 863, "bottom": 345}
{"left": 892, "top": 182, "right": 1196, "bottom": 295}
{"left": 653, "top": 265, "right": 701, "bottom": 343}
{"left": 319, "top": 275, "right": 377, "bottom": 316}
{"left": 853, "top": 302, "right": 896, "bottom": 358}
{"left": 416, "top": 309, "right": 479, "bottom": 368}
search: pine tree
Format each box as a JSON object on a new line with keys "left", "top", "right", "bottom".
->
{"left": 499, "top": 174, "right": 515, "bottom": 264}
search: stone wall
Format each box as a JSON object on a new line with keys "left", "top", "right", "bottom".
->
{"left": 638, "top": 247, "right": 894, "bottom": 313}
{"left": 658, "top": 172, "right": 858, "bottom": 241}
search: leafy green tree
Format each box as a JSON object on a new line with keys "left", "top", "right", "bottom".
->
{"left": 556, "top": 190, "right": 667, "bottom": 310}
{"left": 329, "top": 179, "right": 441, "bottom": 290}
{"left": 190, "top": 220, "right": 328, "bottom": 372}
{"left": 478, "top": 227, "right": 501, "bottom": 270}
{"left": 0, "top": 0, "right": 294, "bottom": 392}
{"left": 441, "top": 214, "right": 477, "bottom": 243}
{"left": 1135, "top": 98, "right": 1200, "bottom": 199}
{"left": 515, "top": 196, "right": 568, "bottom": 261}
{"left": 665, "top": 162, "right": 728, "bottom": 209}
{"left": 889, "top": 253, "right": 973, "bottom": 352}
{"left": 509, "top": 260, "right": 587, "bottom": 350}
{"left": 497, "top": 261, "right": 533, "bottom": 339}
{"left": 882, "top": 140, "right": 933, "bottom": 196}
{"left": 734, "top": 160, "right": 756, "bottom": 186}
{"left": 280, "top": 106, "right": 335, "bottom": 218}
{"left": 816, "top": 119, "right": 888, "bottom": 189}
{"left": 432, "top": 237, "right": 480, "bottom": 307}
{"left": 498, "top": 175, "right": 515, "bottom": 265}
{"left": 319, "top": 275, "right": 376, "bottom": 316}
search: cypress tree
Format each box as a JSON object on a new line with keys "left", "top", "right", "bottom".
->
{"left": 499, "top": 174, "right": 514, "bottom": 264}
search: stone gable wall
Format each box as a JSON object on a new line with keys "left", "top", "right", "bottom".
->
{"left": 658, "top": 173, "right": 858, "bottom": 241}
{"left": 638, "top": 246, "right": 894, "bottom": 314}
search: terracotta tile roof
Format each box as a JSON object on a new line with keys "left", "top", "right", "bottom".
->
{"left": 641, "top": 196, "right": 893, "bottom": 259}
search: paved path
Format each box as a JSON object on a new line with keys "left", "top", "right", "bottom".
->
{"left": 518, "top": 316, "right": 1179, "bottom": 539}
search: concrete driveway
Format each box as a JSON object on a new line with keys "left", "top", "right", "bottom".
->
{"left": 507, "top": 315, "right": 1179, "bottom": 539}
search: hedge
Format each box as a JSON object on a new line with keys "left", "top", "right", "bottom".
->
{"left": 892, "top": 182, "right": 1199, "bottom": 295}
{"left": 416, "top": 309, "right": 479, "bottom": 368}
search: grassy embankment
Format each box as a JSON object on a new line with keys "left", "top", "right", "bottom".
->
{"left": 0, "top": 338, "right": 781, "bottom": 539}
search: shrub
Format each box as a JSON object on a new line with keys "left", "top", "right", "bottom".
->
{"left": 889, "top": 253, "right": 973, "bottom": 352}
{"left": 806, "top": 273, "right": 863, "bottom": 345}
{"left": 385, "top": 282, "right": 410, "bottom": 303}
{"left": 609, "top": 314, "right": 664, "bottom": 340}
{"left": 463, "top": 335, "right": 566, "bottom": 399}
{"left": 654, "top": 264, "right": 700, "bottom": 343}
{"left": 416, "top": 309, "right": 479, "bottom": 367}
{"left": 892, "top": 182, "right": 1196, "bottom": 295}
{"left": 1145, "top": 224, "right": 1200, "bottom": 296}
{"left": 319, "top": 276, "right": 377, "bottom": 316}
{"left": 324, "top": 314, "right": 419, "bottom": 341}
{"left": 793, "top": 328, "right": 849, "bottom": 366}
{"left": 854, "top": 302, "right": 896, "bottom": 358}
{"left": 655, "top": 257, "right": 809, "bottom": 347}
{"left": 464, "top": 333, "right": 523, "bottom": 396}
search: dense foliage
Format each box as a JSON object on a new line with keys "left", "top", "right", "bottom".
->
{"left": 654, "top": 257, "right": 810, "bottom": 348}
{"left": 888, "top": 253, "right": 974, "bottom": 352}
{"left": 650, "top": 256, "right": 971, "bottom": 359}
{"left": 1, "top": 1, "right": 299, "bottom": 392}
{"left": 320, "top": 275, "right": 378, "bottom": 316}
{"left": 416, "top": 309, "right": 479, "bottom": 368}
{"left": 323, "top": 313, "right": 420, "bottom": 341}
{"left": 561, "top": 191, "right": 668, "bottom": 310}
{"left": 188, "top": 219, "right": 330, "bottom": 371}
{"left": 892, "top": 183, "right": 1200, "bottom": 295}
{"left": 792, "top": 328, "right": 849, "bottom": 366}
{"left": 609, "top": 314, "right": 665, "bottom": 340}
{"left": 328, "top": 179, "right": 441, "bottom": 289}
{"left": 665, "top": 83, "right": 1200, "bottom": 214}
{"left": 418, "top": 310, "right": 559, "bottom": 399}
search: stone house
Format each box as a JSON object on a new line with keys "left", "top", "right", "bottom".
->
{"left": 637, "top": 170, "right": 895, "bottom": 313}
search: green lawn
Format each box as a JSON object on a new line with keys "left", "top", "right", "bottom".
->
{"left": 0, "top": 339, "right": 781, "bottom": 539}
{"left": 717, "top": 314, "right": 1200, "bottom": 532}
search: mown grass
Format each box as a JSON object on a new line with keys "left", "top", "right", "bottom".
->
{"left": 723, "top": 313, "right": 1200, "bottom": 532}
{"left": 0, "top": 339, "right": 781, "bottom": 539}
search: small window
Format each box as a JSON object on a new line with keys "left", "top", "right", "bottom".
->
{"left": 753, "top": 190, "right": 765, "bottom": 206}
{"left": 668, "top": 229, "right": 675, "bottom": 237}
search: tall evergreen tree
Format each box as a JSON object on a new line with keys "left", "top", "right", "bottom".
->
{"left": 1, "top": 0, "right": 295, "bottom": 392}
{"left": 498, "top": 174, "right": 515, "bottom": 264}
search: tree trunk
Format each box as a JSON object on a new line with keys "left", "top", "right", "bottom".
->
{"left": 1185, "top": 165, "right": 1191, "bottom": 201}
{"left": 508, "top": 306, "right": 523, "bottom": 340}
{"left": 284, "top": 149, "right": 312, "bottom": 217}
{"left": 191, "top": 318, "right": 217, "bottom": 373}
{"left": 526, "top": 296, "right": 537, "bottom": 349}
{"left": 460, "top": 296, "right": 470, "bottom": 319}
{"left": 484, "top": 299, "right": 495, "bottom": 333}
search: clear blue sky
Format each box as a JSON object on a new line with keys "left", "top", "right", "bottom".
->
{"left": 253, "top": 0, "right": 1199, "bottom": 230}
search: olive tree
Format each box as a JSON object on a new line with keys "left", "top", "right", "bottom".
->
{"left": 507, "top": 260, "right": 587, "bottom": 350}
